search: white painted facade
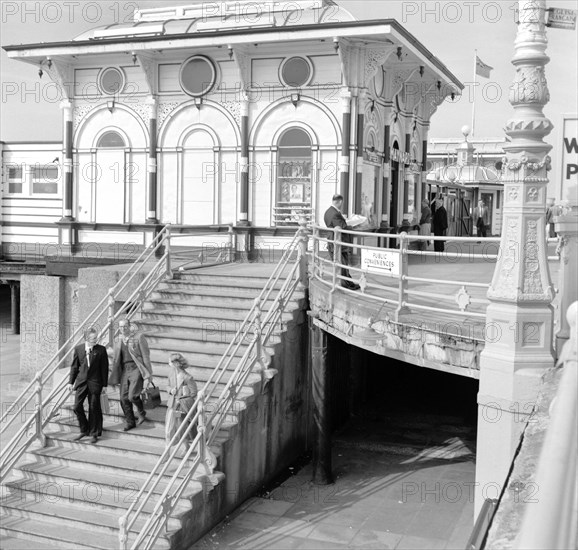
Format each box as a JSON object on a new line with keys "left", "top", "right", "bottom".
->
{"left": 2, "top": 0, "right": 462, "bottom": 257}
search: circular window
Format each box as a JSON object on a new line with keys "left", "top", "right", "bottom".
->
{"left": 99, "top": 67, "right": 125, "bottom": 95}
{"left": 180, "top": 56, "right": 217, "bottom": 97}
{"left": 280, "top": 57, "right": 312, "bottom": 88}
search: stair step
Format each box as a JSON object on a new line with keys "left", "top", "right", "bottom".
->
{"left": 0, "top": 493, "right": 181, "bottom": 537}
{"left": 141, "top": 308, "right": 300, "bottom": 325}
{"left": 144, "top": 327, "right": 283, "bottom": 347}
{"left": 48, "top": 415, "right": 235, "bottom": 446}
{"left": 150, "top": 289, "right": 300, "bottom": 307}
{"left": 60, "top": 400, "right": 242, "bottom": 429}
{"left": 146, "top": 335, "right": 279, "bottom": 358}
{"left": 42, "top": 429, "right": 227, "bottom": 463}
{"left": 0, "top": 512, "right": 170, "bottom": 550}
{"left": 142, "top": 297, "right": 303, "bottom": 314}
{"left": 0, "top": 533, "right": 59, "bottom": 549}
{"left": 160, "top": 280, "right": 284, "bottom": 294}
{"left": 174, "top": 273, "right": 287, "bottom": 287}
{"left": 144, "top": 364, "right": 263, "bottom": 391}
{"left": 6, "top": 461, "right": 204, "bottom": 514}
{"left": 23, "top": 444, "right": 213, "bottom": 484}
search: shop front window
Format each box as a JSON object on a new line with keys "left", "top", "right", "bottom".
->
{"left": 275, "top": 128, "right": 312, "bottom": 226}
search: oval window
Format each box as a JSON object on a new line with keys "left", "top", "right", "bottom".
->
{"left": 99, "top": 67, "right": 125, "bottom": 95}
{"left": 280, "top": 57, "right": 312, "bottom": 88}
{"left": 180, "top": 56, "right": 217, "bottom": 97}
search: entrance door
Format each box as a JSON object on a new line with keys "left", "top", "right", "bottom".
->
{"left": 96, "top": 149, "right": 125, "bottom": 223}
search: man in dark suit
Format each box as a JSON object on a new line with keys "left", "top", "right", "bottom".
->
{"left": 323, "top": 194, "right": 360, "bottom": 290}
{"left": 432, "top": 198, "right": 449, "bottom": 252}
{"left": 68, "top": 326, "right": 109, "bottom": 444}
{"left": 109, "top": 318, "right": 153, "bottom": 431}
{"left": 473, "top": 200, "right": 490, "bottom": 238}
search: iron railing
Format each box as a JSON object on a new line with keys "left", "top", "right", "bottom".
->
{"left": 311, "top": 225, "right": 505, "bottom": 321}
{"left": 119, "top": 221, "right": 309, "bottom": 550}
{"left": 0, "top": 225, "right": 232, "bottom": 484}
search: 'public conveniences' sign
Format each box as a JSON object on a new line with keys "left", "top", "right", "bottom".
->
{"left": 361, "top": 249, "right": 400, "bottom": 277}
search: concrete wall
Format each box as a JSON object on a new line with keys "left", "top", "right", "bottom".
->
{"left": 19, "top": 275, "right": 68, "bottom": 379}
{"left": 309, "top": 279, "right": 483, "bottom": 379}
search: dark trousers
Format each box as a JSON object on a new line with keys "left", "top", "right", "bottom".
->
{"left": 328, "top": 244, "right": 355, "bottom": 286}
{"left": 433, "top": 231, "right": 445, "bottom": 252}
{"left": 73, "top": 381, "right": 103, "bottom": 437}
{"left": 477, "top": 221, "right": 487, "bottom": 238}
{"left": 120, "top": 366, "right": 145, "bottom": 426}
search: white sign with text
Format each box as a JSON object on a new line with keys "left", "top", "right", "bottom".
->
{"left": 361, "top": 249, "right": 400, "bottom": 277}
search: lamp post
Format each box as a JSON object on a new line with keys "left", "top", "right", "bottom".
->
{"left": 474, "top": 0, "right": 556, "bottom": 515}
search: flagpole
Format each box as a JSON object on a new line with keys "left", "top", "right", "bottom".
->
{"left": 472, "top": 49, "right": 478, "bottom": 137}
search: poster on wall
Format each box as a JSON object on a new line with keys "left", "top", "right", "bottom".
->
{"left": 560, "top": 115, "right": 578, "bottom": 202}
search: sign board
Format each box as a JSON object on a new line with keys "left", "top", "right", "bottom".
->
{"left": 560, "top": 115, "right": 578, "bottom": 201}
{"left": 547, "top": 8, "right": 577, "bottom": 30}
{"left": 390, "top": 147, "right": 411, "bottom": 165}
{"left": 361, "top": 248, "right": 400, "bottom": 277}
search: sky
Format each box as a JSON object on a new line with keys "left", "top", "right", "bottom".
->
{"left": 1, "top": 0, "right": 577, "bottom": 192}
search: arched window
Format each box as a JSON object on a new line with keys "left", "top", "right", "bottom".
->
{"left": 275, "top": 128, "right": 312, "bottom": 226}
{"left": 97, "top": 131, "right": 125, "bottom": 148}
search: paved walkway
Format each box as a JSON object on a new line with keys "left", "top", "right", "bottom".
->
{"left": 193, "top": 445, "right": 474, "bottom": 550}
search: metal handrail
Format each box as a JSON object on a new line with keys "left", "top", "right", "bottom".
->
{"left": 515, "top": 301, "right": 577, "bottom": 549}
{"left": 120, "top": 221, "right": 309, "bottom": 550}
{"left": 311, "top": 224, "right": 497, "bottom": 320}
{"left": 0, "top": 224, "right": 233, "bottom": 485}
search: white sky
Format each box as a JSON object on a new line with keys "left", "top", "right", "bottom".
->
{"left": 1, "top": 0, "right": 577, "bottom": 193}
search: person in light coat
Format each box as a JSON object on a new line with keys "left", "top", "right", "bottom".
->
{"left": 165, "top": 352, "right": 198, "bottom": 452}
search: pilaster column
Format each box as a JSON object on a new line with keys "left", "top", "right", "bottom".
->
{"left": 10, "top": 282, "right": 20, "bottom": 335}
{"left": 354, "top": 89, "right": 368, "bottom": 213}
{"left": 381, "top": 123, "right": 391, "bottom": 227}
{"left": 475, "top": 0, "right": 555, "bottom": 515}
{"left": 339, "top": 88, "right": 352, "bottom": 213}
{"left": 238, "top": 95, "right": 250, "bottom": 226}
{"left": 60, "top": 100, "right": 74, "bottom": 221}
{"left": 421, "top": 133, "right": 429, "bottom": 203}
{"left": 146, "top": 96, "right": 158, "bottom": 224}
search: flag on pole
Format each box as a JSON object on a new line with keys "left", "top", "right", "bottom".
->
{"left": 475, "top": 56, "right": 493, "bottom": 78}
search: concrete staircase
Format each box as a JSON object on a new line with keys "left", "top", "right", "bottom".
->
{"left": 1, "top": 265, "right": 305, "bottom": 549}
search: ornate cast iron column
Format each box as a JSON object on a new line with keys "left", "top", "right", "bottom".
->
{"left": 475, "top": 0, "right": 556, "bottom": 514}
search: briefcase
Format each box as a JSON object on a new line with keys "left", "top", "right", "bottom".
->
{"left": 141, "top": 381, "right": 161, "bottom": 409}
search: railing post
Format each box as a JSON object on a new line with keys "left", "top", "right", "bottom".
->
{"left": 395, "top": 233, "right": 410, "bottom": 321}
{"left": 332, "top": 227, "right": 341, "bottom": 291}
{"left": 228, "top": 224, "right": 235, "bottom": 262}
{"left": 298, "top": 217, "right": 309, "bottom": 289}
{"left": 118, "top": 515, "right": 128, "bottom": 550}
{"left": 107, "top": 290, "right": 115, "bottom": 348}
{"left": 34, "top": 372, "right": 46, "bottom": 448}
{"left": 165, "top": 225, "right": 172, "bottom": 279}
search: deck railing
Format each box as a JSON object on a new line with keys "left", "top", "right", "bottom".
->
{"left": 0, "top": 225, "right": 233, "bottom": 484}
{"left": 118, "top": 221, "right": 309, "bottom": 550}
{"left": 310, "top": 226, "right": 560, "bottom": 322}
